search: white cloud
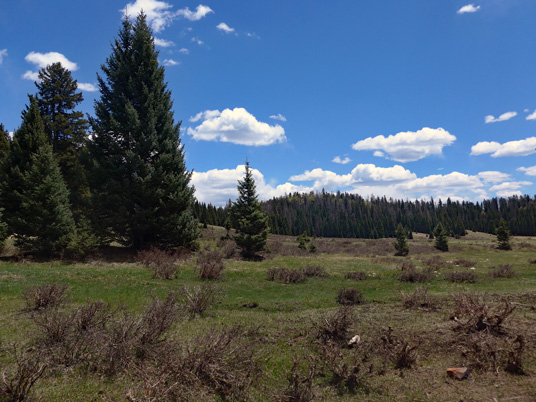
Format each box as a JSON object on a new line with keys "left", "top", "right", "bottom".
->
{"left": 77, "top": 83, "right": 98, "bottom": 92}
{"left": 332, "top": 156, "right": 351, "bottom": 165}
{"left": 397, "top": 172, "right": 483, "bottom": 193}
{"left": 216, "top": 22, "right": 235, "bottom": 34}
{"left": 162, "top": 59, "right": 180, "bottom": 66}
{"left": 22, "top": 71, "right": 40, "bottom": 81}
{"left": 177, "top": 5, "right": 213, "bottom": 21}
{"left": 477, "top": 171, "right": 511, "bottom": 184}
{"left": 25, "top": 51, "right": 78, "bottom": 71}
{"left": 352, "top": 127, "right": 456, "bottom": 162}
{"left": 484, "top": 111, "right": 517, "bottom": 123}
{"left": 191, "top": 37, "right": 204, "bottom": 46}
{"left": 246, "top": 32, "right": 260, "bottom": 39}
{"left": 497, "top": 190, "right": 522, "bottom": 198}
{"left": 187, "top": 107, "right": 286, "bottom": 146}
{"left": 527, "top": 109, "right": 536, "bottom": 120}
{"left": 517, "top": 166, "right": 536, "bottom": 176}
{"left": 489, "top": 181, "right": 532, "bottom": 193}
{"left": 269, "top": 114, "right": 287, "bottom": 122}
{"left": 179, "top": 48, "right": 189, "bottom": 54}
{"left": 457, "top": 4, "right": 481, "bottom": 14}
{"left": 373, "top": 151, "right": 385, "bottom": 158}
{"left": 0, "top": 49, "right": 7, "bottom": 65}
{"left": 471, "top": 137, "right": 536, "bottom": 157}
{"left": 153, "top": 37, "right": 175, "bottom": 47}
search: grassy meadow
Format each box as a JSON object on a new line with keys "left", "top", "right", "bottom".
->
{"left": 0, "top": 228, "right": 535, "bottom": 401}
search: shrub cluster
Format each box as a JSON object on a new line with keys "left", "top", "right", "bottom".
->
{"left": 137, "top": 247, "right": 178, "bottom": 279}
{"left": 344, "top": 271, "right": 369, "bottom": 281}
{"left": 196, "top": 249, "right": 225, "bottom": 280}
{"left": 489, "top": 264, "right": 516, "bottom": 278}
{"left": 267, "top": 267, "right": 306, "bottom": 283}
{"left": 336, "top": 288, "right": 364, "bottom": 306}
{"left": 397, "top": 265, "right": 433, "bottom": 283}
{"left": 444, "top": 270, "right": 478, "bottom": 283}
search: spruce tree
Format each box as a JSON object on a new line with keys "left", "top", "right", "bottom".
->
{"left": 433, "top": 222, "right": 448, "bottom": 252}
{"left": 35, "top": 62, "right": 90, "bottom": 212}
{"left": 495, "top": 218, "right": 512, "bottom": 250}
{"left": 394, "top": 223, "right": 409, "bottom": 256}
{"left": 0, "top": 208, "right": 7, "bottom": 251}
{"left": 88, "top": 13, "right": 198, "bottom": 250}
{"left": 0, "top": 123, "right": 10, "bottom": 159}
{"left": 14, "top": 145, "right": 75, "bottom": 255}
{"left": 231, "top": 161, "right": 269, "bottom": 259}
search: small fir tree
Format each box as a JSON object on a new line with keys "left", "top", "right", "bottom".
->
{"left": 14, "top": 145, "right": 75, "bottom": 255}
{"left": 394, "top": 223, "right": 409, "bottom": 256}
{"left": 495, "top": 219, "right": 512, "bottom": 250}
{"left": 231, "top": 161, "right": 269, "bottom": 259}
{"left": 433, "top": 222, "right": 448, "bottom": 252}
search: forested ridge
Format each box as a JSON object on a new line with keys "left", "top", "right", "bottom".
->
{"left": 194, "top": 192, "right": 536, "bottom": 238}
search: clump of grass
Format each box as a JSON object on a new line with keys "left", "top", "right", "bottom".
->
{"left": 344, "top": 271, "right": 369, "bottom": 281}
{"left": 400, "top": 287, "right": 439, "bottom": 311}
{"left": 336, "top": 288, "right": 364, "bottom": 306}
{"left": 180, "top": 284, "right": 221, "bottom": 318}
{"left": 196, "top": 249, "right": 225, "bottom": 280}
{"left": 444, "top": 270, "right": 478, "bottom": 283}
{"left": 489, "top": 264, "right": 516, "bottom": 278}
{"left": 302, "top": 265, "right": 328, "bottom": 278}
{"left": 267, "top": 267, "right": 306, "bottom": 284}
{"left": 137, "top": 247, "right": 178, "bottom": 279}
{"left": 23, "top": 283, "right": 68, "bottom": 311}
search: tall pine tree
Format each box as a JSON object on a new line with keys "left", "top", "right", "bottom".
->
{"left": 231, "top": 161, "right": 269, "bottom": 259}
{"left": 88, "top": 13, "right": 198, "bottom": 250}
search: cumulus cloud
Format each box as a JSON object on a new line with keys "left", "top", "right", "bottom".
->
{"left": 527, "top": 109, "right": 536, "bottom": 120}
{"left": 457, "top": 4, "right": 481, "bottom": 14}
{"left": 162, "top": 59, "right": 180, "bottom": 66}
{"left": 471, "top": 137, "right": 536, "bottom": 157}
{"left": 269, "top": 114, "right": 287, "bottom": 122}
{"left": 77, "top": 83, "right": 98, "bottom": 92}
{"left": 216, "top": 22, "right": 235, "bottom": 34}
{"left": 352, "top": 127, "right": 456, "bottom": 162}
{"left": 484, "top": 111, "right": 517, "bottom": 123}
{"left": 489, "top": 181, "right": 532, "bottom": 194}
{"left": 179, "top": 48, "right": 189, "bottom": 54}
{"left": 187, "top": 107, "right": 286, "bottom": 146}
{"left": 332, "top": 156, "right": 351, "bottom": 165}
{"left": 517, "top": 166, "right": 536, "bottom": 176}
{"left": 153, "top": 37, "right": 174, "bottom": 47}
{"left": 0, "top": 49, "right": 7, "bottom": 65}
{"left": 22, "top": 71, "right": 40, "bottom": 81}
{"left": 477, "top": 171, "right": 511, "bottom": 184}
{"left": 397, "top": 172, "right": 483, "bottom": 193}
{"left": 177, "top": 4, "right": 213, "bottom": 21}
{"left": 25, "top": 51, "right": 78, "bottom": 71}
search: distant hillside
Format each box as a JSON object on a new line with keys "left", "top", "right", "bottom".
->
{"left": 193, "top": 192, "right": 536, "bottom": 239}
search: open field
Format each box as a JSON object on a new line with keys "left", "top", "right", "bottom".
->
{"left": 1, "top": 229, "right": 536, "bottom": 401}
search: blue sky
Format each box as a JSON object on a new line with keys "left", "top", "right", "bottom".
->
{"left": 1, "top": 0, "right": 536, "bottom": 205}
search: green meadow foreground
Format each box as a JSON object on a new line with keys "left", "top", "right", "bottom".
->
{"left": 1, "top": 229, "right": 535, "bottom": 401}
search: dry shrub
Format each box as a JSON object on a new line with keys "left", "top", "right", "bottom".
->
{"left": 451, "top": 293, "right": 515, "bottom": 334}
{"left": 23, "top": 283, "right": 68, "bottom": 311}
{"left": 528, "top": 258, "right": 536, "bottom": 264}
{"left": 217, "top": 238, "right": 236, "bottom": 259}
{"left": 378, "top": 327, "right": 418, "bottom": 370}
{"left": 180, "top": 283, "right": 221, "bottom": 318}
{"left": 336, "top": 288, "right": 364, "bottom": 306}
{"left": 489, "top": 264, "right": 516, "bottom": 278}
{"left": 302, "top": 265, "right": 328, "bottom": 278}
{"left": 137, "top": 247, "right": 178, "bottom": 279}
{"left": 453, "top": 259, "right": 476, "bottom": 268}
{"left": 444, "top": 270, "right": 478, "bottom": 283}
{"left": 397, "top": 266, "right": 433, "bottom": 283}
{"left": 316, "top": 306, "right": 355, "bottom": 346}
{"left": 344, "top": 271, "right": 369, "bottom": 281}
{"left": 421, "top": 255, "right": 447, "bottom": 269}
{"left": 196, "top": 250, "right": 225, "bottom": 280}
{"left": 278, "top": 357, "right": 318, "bottom": 402}
{"left": 0, "top": 344, "right": 47, "bottom": 402}
{"left": 267, "top": 267, "right": 306, "bottom": 284}
{"left": 400, "top": 287, "right": 439, "bottom": 311}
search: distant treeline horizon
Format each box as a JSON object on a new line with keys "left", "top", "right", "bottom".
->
{"left": 193, "top": 192, "right": 536, "bottom": 238}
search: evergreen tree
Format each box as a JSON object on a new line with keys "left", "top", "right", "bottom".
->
{"left": 394, "top": 223, "right": 409, "bottom": 256}
{"left": 0, "top": 123, "right": 10, "bottom": 159}
{"left": 433, "top": 222, "right": 448, "bottom": 252}
{"left": 0, "top": 208, "right": 7, "bottom": 251}
{"left": 14, "top": 145, "right": 75, "bottom": 255}
{"left": 88, "top": 13, "right": 198, "bottom": 250}
{"left": 231, "top": 161, "right": 269, "bottom": 259}
{"left": 495, "top": 218, "right": 512, "bottom": 250}
{"left": 35, "top": 62, "right": 90, "bottom": 212}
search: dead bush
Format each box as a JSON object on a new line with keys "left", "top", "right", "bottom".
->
{"left": 529, "top": 258, "right": 536, "bottom": 264}
{"left": 400, "top": 287, "right": 439, "bottom": 311}
{"left": 344, "top": 271, "right": 369, "bottom": 281}
{"left": 0, "top": 344, "right": 47, "bottom": 402}
{"left": 444, "top": 270, "right": 478, "bottom": 283}
{"left": 196, "top": 250, "right": 225, "bottom": 280}
{"left": 451, "top": 293, "right": 515, "bottom": 334}
{"left": 267, "top": 267, "right": 306, "bottom": 284}
{"left": 453, "top": 259, "right": 476, "bottom": 268}
{"left": 378, "top": 327, "right": 418, "bottom": 370}
{"left": 316, "top": 306, "right": 355, "bottom": 346}
{"left": 302, "top": 265, "right": 328, "bottom": 278}
{"left": 489, "top": 264, "right": 516, "bottom": 278}
{"left": 397, "top": 267, "right": 433, "bottom": 283}
{"left": 137, "top": 247, "right": 178, "bottom": 279}
{"left": 216, "top": 238, "right": 236, "bottom": 259}
{"left": 336, "top": 288, "right": 364, "bottom": 306}
{"left": 23, "top": 283, "right": 68, "bottom": 311}
{"left": 421, "top": 256, "right": 447, "bottom": 269}
{"left": 180, "top": 284, "right": 221, "bottom": 318}
{"left": 278, "top": 357, "right": 318, "bottom": 402}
